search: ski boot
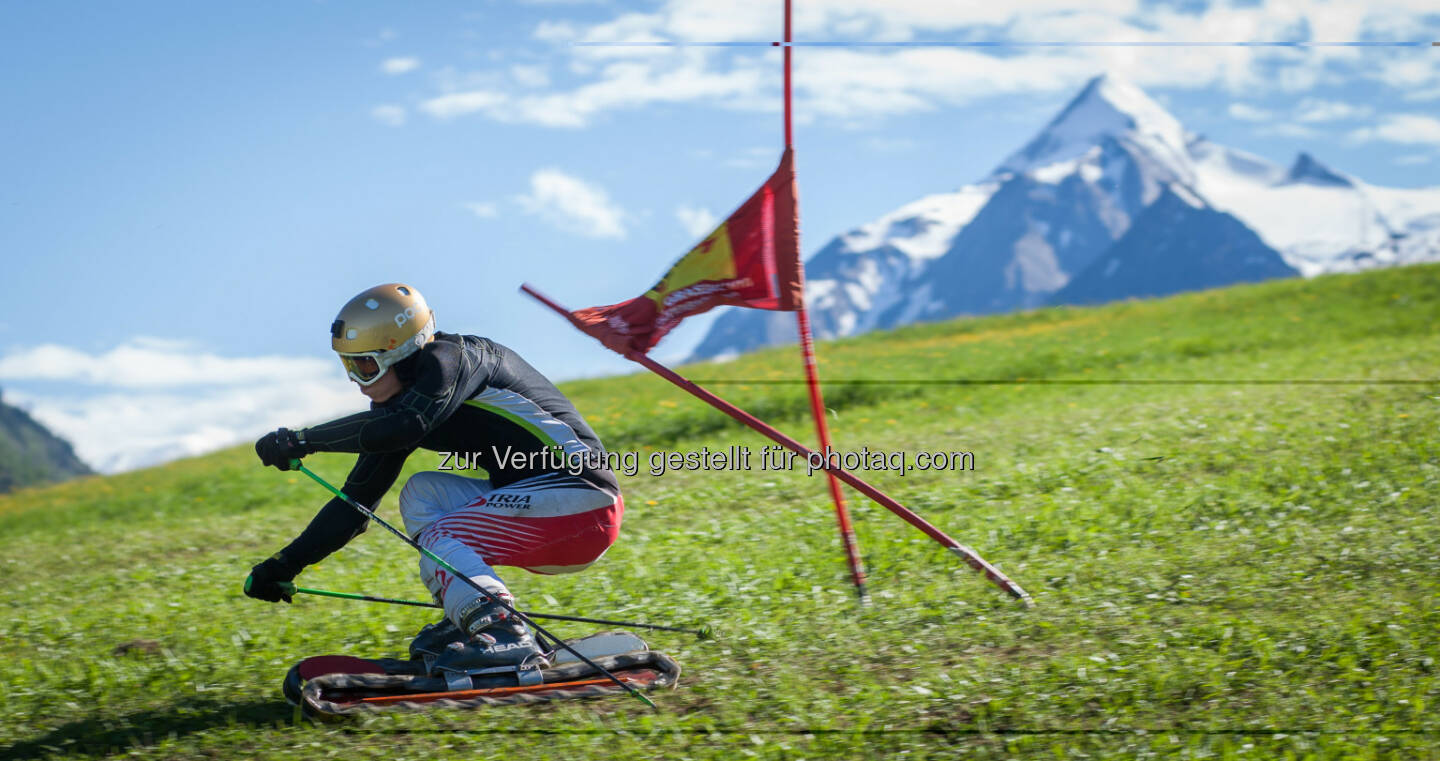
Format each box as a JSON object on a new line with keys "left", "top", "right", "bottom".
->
{"left": 430, "top": 593, "right": 549, "bottom": 676}
{"left": 408, "top": 616, "right": 467, "bottom": 672}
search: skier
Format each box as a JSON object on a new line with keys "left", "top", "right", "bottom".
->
{"left": 245, "top": 283, "right": 623, "bottom": 673}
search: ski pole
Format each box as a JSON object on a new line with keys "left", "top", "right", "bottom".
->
{"left": 278, "top": 582, "right": 713, "bottom": 638}
{"left": 287, "top": 460, "right": 657, "bottom": 710}
{"left": 280, "top": 583, "right": 437, "bottom": 609}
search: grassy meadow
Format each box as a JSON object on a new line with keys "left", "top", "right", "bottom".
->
{"left": 1, "top": 264, "right": 1437, "bottom": 759}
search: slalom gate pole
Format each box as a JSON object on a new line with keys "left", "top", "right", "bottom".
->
{"left": 278, "top": 582, "right": 712, "bottom": 638}
{"left": 519, "top": 284, "right": 1034, "bottom": 607}
{"left": 288, "top": 461, "right": 658, "bottom": 709}
{"left": 779, "top": 0, "right": 870, "bottom": 606}
{"left": 794, "top": 308, "right": 869, "bottom": 605}
{"left": 782, "top": 0, "right": 793, "bottom": 149}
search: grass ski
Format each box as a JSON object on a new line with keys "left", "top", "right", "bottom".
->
{"left": 283, "top": 630, "right": 680, "bottom": 719}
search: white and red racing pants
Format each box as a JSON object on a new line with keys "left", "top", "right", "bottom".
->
{"left": 399, "top": 471, "right": 624, "bottom": 630}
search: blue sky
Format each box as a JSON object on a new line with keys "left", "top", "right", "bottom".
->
{"left": 2, "top": 1, "right": 1437, "bottom": 472}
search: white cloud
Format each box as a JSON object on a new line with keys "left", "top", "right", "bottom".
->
{"left": 8, "top": 382, "right": 361, "bottom": 474}
{"left": 1375, "top": 57, "right": 1439, "bottom": 89}
{"left": 429, "top": 65, "right": 508, "bottom": 94}
{"left": 413, "top": 0, "right": 1440, "bottom": 129}
{"left": 127, "top": 336, "right": 193, "bottom": 352}
{"left": 0, "top": 338, "right": 337, "bottom": 388}
{"left": 724, "top": 146, "right": 782, "bottom": 170}
{"left": 1228, "top": 103, "right": 1274, "bottom": 122}
{"left": 479, "top": 55, "right": 768, "bottom": 128}
{"left": 419, "top": 90, "right": 507, "bottom": 120}
{"left": 1257, "top": 123, "right": 1319, "bottom": 139}
{"left": 1394, "top": 153, "right": 1434, "bottom": 165}
{"left": 1349, "top": 114, "right": 1440, "bottom": 145}
{"left": 371, "top": 104, "right": 407, "bottom": 126}
{"left": 511, "top": 64, "right": 550, "bottom": 88}
{"left": 1295, "top": 98, "right": 1372, "bottom": 123}
{"left": 534, "top": 21, "right": 580, "bottom": 42}
{"left": 462, "top": 201, "right": 499, "bottom": 218}
{"left": 362, "top": 27, "right": 398, "bottom": 48}
{"left": 1227, "top": 96, "right": 1379, "bottom": 138}
{"left": 0, "top": 339, "right": 361, "bottom": 473}
{"left": 381, "top": 56, "right": 421, "bottom": 75}
{"left": 516, "top": 169, "right": 627, "bottom": 239}
{"left": 1404, "top": 86, "right": 1440, "bottom": 102}
{"left": 675, "top": 204, "right": 718, "bottom": 238}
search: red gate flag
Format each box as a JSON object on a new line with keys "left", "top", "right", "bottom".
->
{"left": 568, "top": 148, "right": 803, "bottom": 355}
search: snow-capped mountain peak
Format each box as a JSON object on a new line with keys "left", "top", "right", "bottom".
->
{"left": 834, "top": 184, "right": 998, "bottom": 261}
{"left": 688, "top": 76, "right": 1440, "bottom": 363}
{"left": 1284, "top": 152, "right": 1353, "bottom": 187}
{"left": 1187, "top": 139, "right": 1286, "bottom": 185}
{"left": 995, "top": 73, "right": 1191, "bottom": 179}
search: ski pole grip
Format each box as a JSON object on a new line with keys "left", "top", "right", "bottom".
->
{"left": 295, "top": 462, "right": 349, "bottom": 502}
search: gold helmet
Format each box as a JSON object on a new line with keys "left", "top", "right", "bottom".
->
{"left": 330, "top": 283, "right": 436, "bottom": 385}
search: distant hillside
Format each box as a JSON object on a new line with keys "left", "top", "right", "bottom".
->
{"left": 0, "top": 389, "right": 92, "bottom": 493}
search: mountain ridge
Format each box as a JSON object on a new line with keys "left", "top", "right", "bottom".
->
{"left": 1051, "top": 187, "right": 1298, "bottom": 306}
{"left": 0, "top": 388, "right": 93, "bottom": 493}
{"left": 689, "top": 74, "right": 1440, "bottom": 362}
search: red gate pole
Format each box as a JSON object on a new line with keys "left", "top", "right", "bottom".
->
{"left": 778, "top": 0, "right": 870, "bottom": 604}
{"left": 520, "top": 284, "right": 1033, "bottom": 607}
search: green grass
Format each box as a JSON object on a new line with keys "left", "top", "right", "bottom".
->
{"left": 2, "top": 265, "right": 1438, "bottom": 760}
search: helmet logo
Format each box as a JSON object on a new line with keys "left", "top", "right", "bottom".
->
{"left": 365, "top": 299, "right": 380, "bottom": 310}
{"left": 394, "top": 306, "right": 417, "bottom": 328}
{"left": 347, "top": 329, "right": 359, "bottom": 340}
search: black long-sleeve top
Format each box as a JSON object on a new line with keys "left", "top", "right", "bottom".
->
{"left": 275, "top": 332, "right": 615, "bottom": 572}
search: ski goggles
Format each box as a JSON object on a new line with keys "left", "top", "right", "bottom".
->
{"left": 339, "top": 352, "right": 387, "bottom": 386}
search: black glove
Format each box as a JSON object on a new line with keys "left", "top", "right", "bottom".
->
{"left": 244, "top": 554, "right": 299, "bottom": 603}
{"left": 255, "top": 427, "right": 307, "bottom": 471}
